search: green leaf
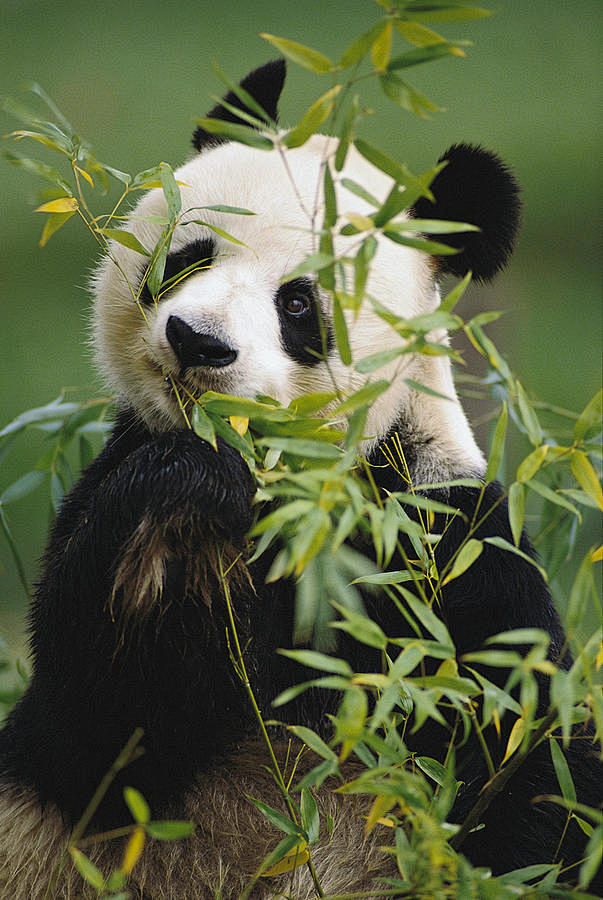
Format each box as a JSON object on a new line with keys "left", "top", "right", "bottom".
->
{"left": 402, "top": 5, "right": 492, "bottom": 24}
{"left": 549, "top": 737, "right": 577, "bottom": 803}
{"left": 39, "top": 211, "right": 76, "bottom": 246}
{"left": 260, "top": 34, "right": 334, "bottom": 73}
{"left": 334, "top": 96, "right": 360, "bottom": 171}
{"left": 388, "top": 42, "right": 463, "bottom": 71}
{"left": 516, "top": 445, "right": 549, "bottom": 483}
{"left": 331, "top": 602, "right": 388, "bottom": 650}
{"left": 527, "top": 478, "right": 580, "bottom": 519}
{"left": 191, "top": 405, "right": 217, "bottom": 450}
{"left": 442, "top": 539, "right": 483, "bottom": 585}
{"left": 486, "top": 403, "right": 508, "bottom": 484}
{"left": 145, "top": 821, "right": 195, "bottom": 840}
{"left": 69, "top": 848, "right": 105, "bottom": 890}
{"left": 159, "top": 162, "right": 181, "bottom": 221}
{"left": 333, "top": 381, "right": 389, "bottom": 416}
{"left": 574, "top": 389, "right": 602, "bottom": 443}
{"left": 257, "top": 437, "right": 341, "bottom": 460}
{"left": 333, "top": 295, "right": 351, "bottom": 366}
{"left": 278, "top": 648, "right": 352, "bottom": 677}
{"left": 516, "top": 382, "right": 543, "bottom": 446}
{"left": 399, "top": 589, "right": 453, "bottom": 648}
{"left": 339, "top": 21, "right": 389, "bottom": 68}
{"left": 301, "top": 789, "right": 320, "bottom": 844}
{"left": 354, "top": 139, "right": 433, "bottom": 201}
{"left": 192, "top": 118, "right": 274, "bottom": 150}
{"left": 124, "top": 786, "right": 150, "bottom": 824}
{"left": 508, "top": 481, "right": 525, "bottom": 547}
{"left": 282, "top": 86, "right": 341, "bottom": 149}
{"left": 247, "top": 796, "right": 304, "bottom": 837}
{"left": 571, "top": 450, "right": 603, "bottom": 510}
{"left": 483, "top": 536, "right": 547, "bottom": 581}
{"left": 355, "top": 347, "right": 404, "bottom": 374}
{"left": 188, "top": 219, "right": 249, "bottom": 248}
{"left": 0, "top": 471, "right": 46, "bottom": 505}
{"left": 379, "top": 74, "right": 441, "bottom": 118}
{"left": 98, "top": 228, "right": 151, "bottom": 256}
{"left": 580, "top": 825, "right": 603, "bottom": 888}
{"left": 287, "top": 725, "right": 338, "bottom": 761}
{"left": 282, "top": 253, "right": 335, "bottom": 282}
{"left": 371, "top": 20, "right": 393, "bottom": 71}
{"left": 2, "top": 151, "right": 73, "bottom": 193}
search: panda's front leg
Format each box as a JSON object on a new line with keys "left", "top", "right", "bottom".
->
{"left": 9, "top": 409, "right": 259, "bottom": 826}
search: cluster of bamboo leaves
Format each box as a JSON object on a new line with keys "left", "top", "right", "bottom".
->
{"left": 1, "top": 1, "right": 602, "bottom": 897}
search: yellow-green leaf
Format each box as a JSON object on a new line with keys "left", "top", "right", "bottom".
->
{"left": 39, "top": 211, "right": 75, "bottom": 247}
{"left": 35, "top": 196, "right": 79, "bottom": 213}
{"left": 442, "top": 538, "right": 483, "bottom": 585}
{"left": 262, "top": 840, "right": 309, "bottom": 876}
{"left": 371, "top": 20, "right": 393, "bottom": 71}
{"left": 229, "top": 415, "right": 249, "bottom": 436}
{"left": 485, "top": 401, "right": 507, "bottom": 482}
{"left": 121, "top": 827, "right": 145, "bottom": 875}
{"left": 508, "top": 482, "right": 525, "bottom": 547}
{"left": 260, "top": 34, "right": 334, "bottom": 73}
{"left": 74, "top": 165, "right": 94, "bottom": 188}
{"left": 571, "top": 450, "right": 603, "bottom": 510}
{"left": 574, "top": 389, "right": 603, "bottom": 443}
{"left": 516, "top": 445, "right": 549, "bottom": 483}
{"left": 282, "top": 85, "right": 341, "bottom": 149}
{"left": 395, "top": 21, "right": 446, "bottom": 47}
{"left": 69, "top": 848, "right": 106, "bottom": 890}
{"left": 502, "top": 716, "right": 526, "bottom": 764}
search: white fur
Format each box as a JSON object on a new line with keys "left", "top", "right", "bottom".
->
{"left": 93, "top": 134, "right": 485, "bottom": 478}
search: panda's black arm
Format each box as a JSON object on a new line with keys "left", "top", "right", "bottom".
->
{"left": 0, "top": 409, "right": 261, "bottom": 826}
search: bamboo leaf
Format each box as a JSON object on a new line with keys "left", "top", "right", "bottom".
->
{"left": 260, "top": 34, "right": 334, "bottom": 73}
{"left": 35, "top": 196, "right": 78, "bottom": 213}
{"left": 571, "top": 450, "right": 603, "bottom": 510}
{"left": 121, "top": 827, "right": 145, "bottom": 875}
{"left": 502, "top": 716, "right": 526, "bottom": 764}
{"left": 282, "top": 86, "right": 341, "bottom": 149}
{"left": 69, "top": 848, "right": 105, "bottom": 890}
{"left": 442, "top": 539, "right": 483, "bottom": 585}
{"left": 371, "top": 20, "right": 393, "bottom": 71}
{"left": 261, "top": 839, "right": 309, "bottom": 876}
{"left": 508, "top": 481, "right": 525, "bottom": 547}
{"left": 124, "top": 787, "right": 150, "bottom": 824}
{"left": 39, "top": 211, "right": 76, "bottom": 246}
{"left": 516, "top": 445, "right": 549, "bottom": 484}
{"left": 516, "top": 382, "right": 543, "bottom": 446}
{"left": 145, "top": 820, "right": 195, "bottom": 840}
{"left": 192, "top": 118, "right": 274, "bottom": 150}
{"left": 574, "top": 389, "right": 602, "bottom": 443}
{"left": 485, "top": 401, "right": 507, "bottom": 482}
{"left": 333, "top": 294, "right": 351, "bottom": 366}
{"left": 549, "top": 737, "right": 577, "bottom": 803}
{"left": 339, "top": 21, "right": 388, "bottom": 68}
{"left": 191, "top": 405, "right": 217, "bottom": 450}
{"left": 98, "top": 228, "right": 151, "bottom": 256}
{"left": 247, "top": 797, "right": 304, "bottom": 837}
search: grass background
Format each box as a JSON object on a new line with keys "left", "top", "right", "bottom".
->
{"left": 1, "top": 0, "right": 601, "bottom": 663}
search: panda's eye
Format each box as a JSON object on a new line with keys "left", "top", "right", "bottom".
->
{"left": 282, "top": 293, "right": 311, "bottom": 317}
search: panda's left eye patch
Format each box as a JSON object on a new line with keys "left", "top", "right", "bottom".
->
{"left": 140, "top": 238, "right": 215, "bottom": 305}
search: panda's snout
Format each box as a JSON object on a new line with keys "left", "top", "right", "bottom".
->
{"left": 166, "top": 315, "right": 238, "bottom": 369}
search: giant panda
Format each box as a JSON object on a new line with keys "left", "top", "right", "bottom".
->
{"left": 0, "top": 60, "right": 600, "bottom": 899}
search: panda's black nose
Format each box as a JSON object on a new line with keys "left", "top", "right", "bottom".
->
{"left": 166, "top": 315, "right": 238, "bottom": 369}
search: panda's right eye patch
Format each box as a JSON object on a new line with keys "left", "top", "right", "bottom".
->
{"left": 140, "top": 238, "right": 215, "bottom": 305}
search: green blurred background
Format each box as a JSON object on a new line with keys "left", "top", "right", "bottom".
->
{"left": 1, "top": 1, "right": 601, "bottom": 667}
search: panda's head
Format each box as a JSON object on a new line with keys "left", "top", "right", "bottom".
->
{"left": 92, "top": 60, "right": 520, "bottom": 481}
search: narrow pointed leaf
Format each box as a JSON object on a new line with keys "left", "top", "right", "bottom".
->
{"left": 260, "top": 34, "right": 334, "bottom": 73}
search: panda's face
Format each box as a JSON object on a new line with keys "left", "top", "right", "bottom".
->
{"left": 93, "top": 136, "right": 447, "bottom": 451}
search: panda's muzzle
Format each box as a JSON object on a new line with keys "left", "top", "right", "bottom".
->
{"left": 166, "top": 315, "right": 237, "bottom": 369}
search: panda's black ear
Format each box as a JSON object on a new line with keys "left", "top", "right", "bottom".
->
{"left": 411, "top": 143, "right": 521, "bottom": 282}
{"left": 192, "top": 59, "right": 286, "bottom": 152}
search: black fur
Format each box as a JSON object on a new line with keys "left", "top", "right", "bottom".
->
{"left": 412, "top": 143, "right": 522, "bottom": 281}
{"left": 192, "top": 58, "right": 286, "bottom": 152}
